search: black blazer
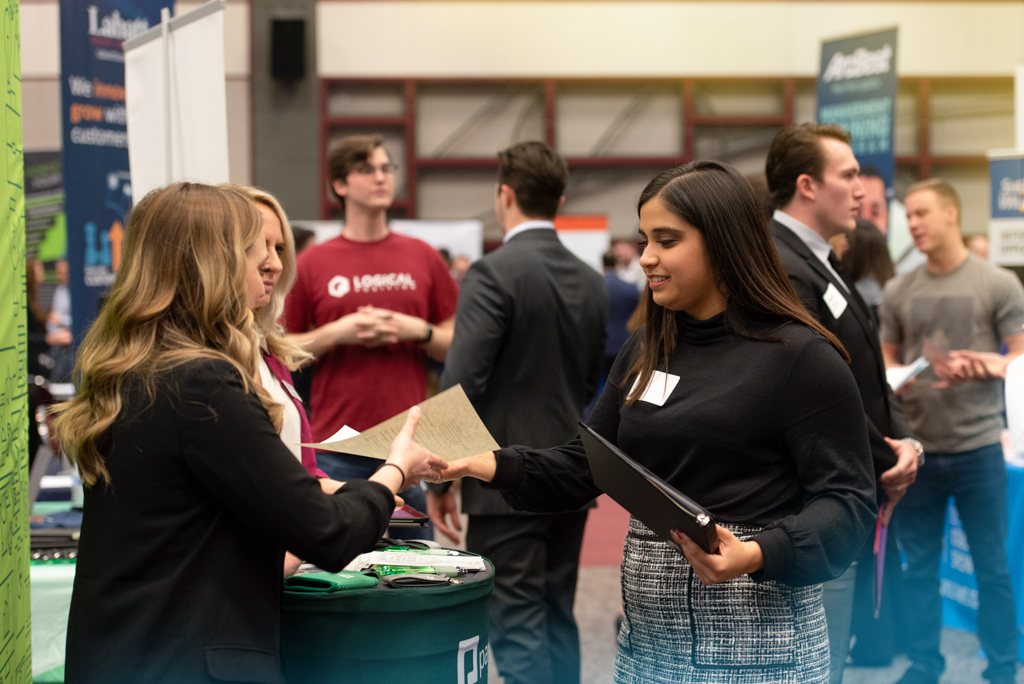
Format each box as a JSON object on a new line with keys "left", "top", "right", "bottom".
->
{"left": 770, "top": 218, "right": 912, "bottom": 478}
{"left": 435, "top": 228, "right": 608, "bottom": 515}
{"left": 65, "top": 359, "right": 394, "bottom": 684}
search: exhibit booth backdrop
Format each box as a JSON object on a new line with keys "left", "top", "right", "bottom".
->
{"left": 1, "top": 0, "right": 31, "bottom": 680}
{"left": 59, "top": 0, "right": 172, "bottom": 342}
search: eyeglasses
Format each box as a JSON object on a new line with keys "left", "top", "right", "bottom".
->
{"left": 350, "top": 163, "right": 399, "bottom": 176}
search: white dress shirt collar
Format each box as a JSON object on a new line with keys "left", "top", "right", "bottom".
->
{"left": 773, "top": 210, "right": 848, "bottom": 292}
{"left": 502, "top": 220, "right": 555, "bottom": 244}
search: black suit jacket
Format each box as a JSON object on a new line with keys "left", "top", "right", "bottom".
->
{"left": 435, "top": 228, "right": 608, "bottom": 516}
{"left": 65, "top": 360, "right": 393, "bottom": 684}
{"left": 770, "top": 218, "right": 912, "bottom": 478}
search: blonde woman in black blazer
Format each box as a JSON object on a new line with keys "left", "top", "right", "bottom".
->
{"left": 53, "top": 183, "right": 446, "bottom": 684}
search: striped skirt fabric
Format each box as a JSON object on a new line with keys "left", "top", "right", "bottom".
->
{"left": 614, "top": 517, "right": 829, "bottom": 684}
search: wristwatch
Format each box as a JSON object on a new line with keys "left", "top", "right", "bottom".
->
{"left": 419, "top": 323, "right": 433, "bottom": 344}
{"left": 900, "top": 437, "right": 925, "bottom": 467}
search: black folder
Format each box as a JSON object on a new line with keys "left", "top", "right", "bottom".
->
{"left": 579, "top": 422, "right": 720, "bottom": 554}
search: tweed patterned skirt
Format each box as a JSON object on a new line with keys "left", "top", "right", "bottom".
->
{"left": 613, "top": 517, "right": 829, "bottom": 684}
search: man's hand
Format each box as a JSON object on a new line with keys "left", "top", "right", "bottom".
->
{"left": 359, "top": 306, "right": 428, "bottom": 343}
{"left": 324, "top": 308, "right": 399, "bottom": 348}
{"left": 879, "top": 438, "right": 920, "bottom": 524}
{"left": 426, "top": 490, "right": 463, "bottom": 545}
{"left": 672, "top": 527, "right": 763, "bottom": 586}
{"left": 45, "top": 327, "right": 72, "bottom": 346}
{"left": 945, "top": 350, "right": 1010, "bottom": 382}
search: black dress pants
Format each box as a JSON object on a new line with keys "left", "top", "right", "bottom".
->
{"left": 467, "top": 510, "right": 589, "bottom": 684}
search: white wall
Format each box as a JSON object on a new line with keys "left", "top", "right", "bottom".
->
{"left": 317, "top": 2, "right": 1023, "bottom": 78}
{"left": 20, "top": 0, "right": 252, "bottom": 184}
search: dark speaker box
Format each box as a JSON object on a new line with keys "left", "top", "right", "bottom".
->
{"left": 271, "top": 18, "right": 305, "bottom": 80}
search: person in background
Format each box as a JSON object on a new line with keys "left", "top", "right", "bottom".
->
{"left": 880, "top": 178, "right": 1024, "bottom": 684}
{"left": 613, "top": 238, "right": 645, "bottom": 293}
{"left": 47, "top": 258, "right": 73, "bottom": 382}
{"left": 451, "top": 255, "right": 471, "bottom": 283}
{"left": 51, "top": 182, "right": 445, "bottom": 684}
{"left": 427, "top": 141, "right": 608, "bottom": 684}
{"left": 602, "top": 251, "right": 640, "bottom": 381}
{"left": 965, "top": 234, "right": 990, "bottom": 260}
{"left": 26, "top": 256, "right": 50, "bottom": 466}
{"left": 284, "top": 134, "right": 459, "bottom": 537}
{"left": 437, "top": 247, "right": 452, "bottom": 271}
{"left": 428, "top": 159, "right": 877, "bottom": 684}
{"left": 857, "top": 166, "right": 890, "bottom": 235}
{"left": 290, "top": 225, "right": 317, "bottom": 256}
{"left": 842, "top": 218, "right": 896, "bottom": 321}
{"left": 582, "top": 252, "right": 639, "bottom": 419}
{"left": 766, "top": 123, "right": 919, "bottom": 681}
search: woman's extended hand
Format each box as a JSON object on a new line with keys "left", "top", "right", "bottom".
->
{"left": 672, "top": 527, "right": 764, "bottom": 586}
{"left": 422, "top": 451, "right": 497, "bottom": 484}
{"left": 374, "top": 407, "right": 448, "bottom": 493}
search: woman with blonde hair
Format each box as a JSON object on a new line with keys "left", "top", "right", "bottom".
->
{"left": 224, "top": 184, "right": 326, "bottom": 480}
{"left": 53, "top": 182, "right": 444, "bottom": 684}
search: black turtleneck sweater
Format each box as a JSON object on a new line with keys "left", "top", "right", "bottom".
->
{"left": 488, "top": 313, "right": 876, "bottom": 587}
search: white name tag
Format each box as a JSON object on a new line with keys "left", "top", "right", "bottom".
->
{"left": 823, "top": 282, "right": 848, "bottom": 320}
{"left": 282, "top": 380, "right": 303, "bottom": 403}
{"left": 630, "top": 371, "right": 681, "bottom": 406}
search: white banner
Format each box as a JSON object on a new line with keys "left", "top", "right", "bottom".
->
{"left": 124, "top": 0, "right": 229, "bottom": 202}
{"left": 390, "top": 219, "right": 484, "bottom": 263}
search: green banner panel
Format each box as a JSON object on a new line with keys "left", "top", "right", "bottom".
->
{"left": 0, "top": 0, "right": 31, "bottom": 681}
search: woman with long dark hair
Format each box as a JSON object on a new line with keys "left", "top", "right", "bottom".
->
{"left": 430, "top": 160, "right": 876, "bottom": 683}
{"left": 842, "top": 218, "right": 896, "bottom": 320}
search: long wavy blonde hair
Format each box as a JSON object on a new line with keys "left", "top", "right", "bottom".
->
{"left": 52, "top": 182, "right": 283, "bottom": 486}
{"left": 221, "top": 184, "right": 310, "bottom": 370}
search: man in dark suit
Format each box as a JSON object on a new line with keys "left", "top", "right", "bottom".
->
{"left": 426, "top": 141, "right": 608, "bottom": 684}
{"left": 766, "top": 123, "right": 922, "bottom": 683}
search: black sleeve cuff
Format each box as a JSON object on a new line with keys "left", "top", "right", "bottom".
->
{"left": 425, "top": 481, "right": 452, "bottom": 495}
{"left": 338, "top": 478, "right": 394, "bottom": 509}
{"left": 749, "top": 527, "right": 794, "bottom": 583}
{"left": 482, "top": 447, "right": 525, "bottom": 492}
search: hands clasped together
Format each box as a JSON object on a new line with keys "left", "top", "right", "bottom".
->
{"left": 330, "top": 305, "right": 430, "bottom": 349}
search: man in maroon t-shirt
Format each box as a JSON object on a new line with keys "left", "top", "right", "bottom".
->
{"left": 285, "top": 135, "right": 458, "bottom": 528}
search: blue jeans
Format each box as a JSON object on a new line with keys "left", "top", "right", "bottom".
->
{"left": 316, "top": 452, "right": 431, "bottom": 541}
{"left": 899, "top": 443, "right": 1017, "bottom": 681}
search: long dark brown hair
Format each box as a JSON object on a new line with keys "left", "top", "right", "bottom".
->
{"left": 625, "top": 160, "right": 849, "bottom": 403}
{"left": 842, "top": 218, "right": 895, "bottom": 287}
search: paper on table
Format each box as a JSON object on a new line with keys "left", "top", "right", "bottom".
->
{"left": 304, "top": 385, "right": 499, "bottom": 463}
{"left": 347, "top": 552, "right": 486, "bottom": 571}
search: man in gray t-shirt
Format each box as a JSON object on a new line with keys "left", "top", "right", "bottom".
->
{"left": 880, "top": 253, "right": 1024, "bottom": 452}
{"left": 879, "top": 179, "right": 1024, "bottom": 684}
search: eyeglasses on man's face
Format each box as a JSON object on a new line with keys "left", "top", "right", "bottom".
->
{"left": 350, "top": 163, "right": 399, "bottom": 176}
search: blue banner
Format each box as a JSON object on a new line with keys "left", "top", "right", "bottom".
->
{"left": 59, "top": 0, "right": 171, "bottom": 342}
{"left": 817, "top": 28, "right": 898, "bottom": 189}
{"left": 989, "top": 154, "right": 1024, "bottom": 265}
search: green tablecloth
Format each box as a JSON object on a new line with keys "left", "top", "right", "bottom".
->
{"left": 27, "top": 552, "right": 494, "bottom": 684}
{"left": 30, "top": 564, "right": 75, "bottom": 679}
{"left": 281, "top": 558, "right": 494, "bottom": 684}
